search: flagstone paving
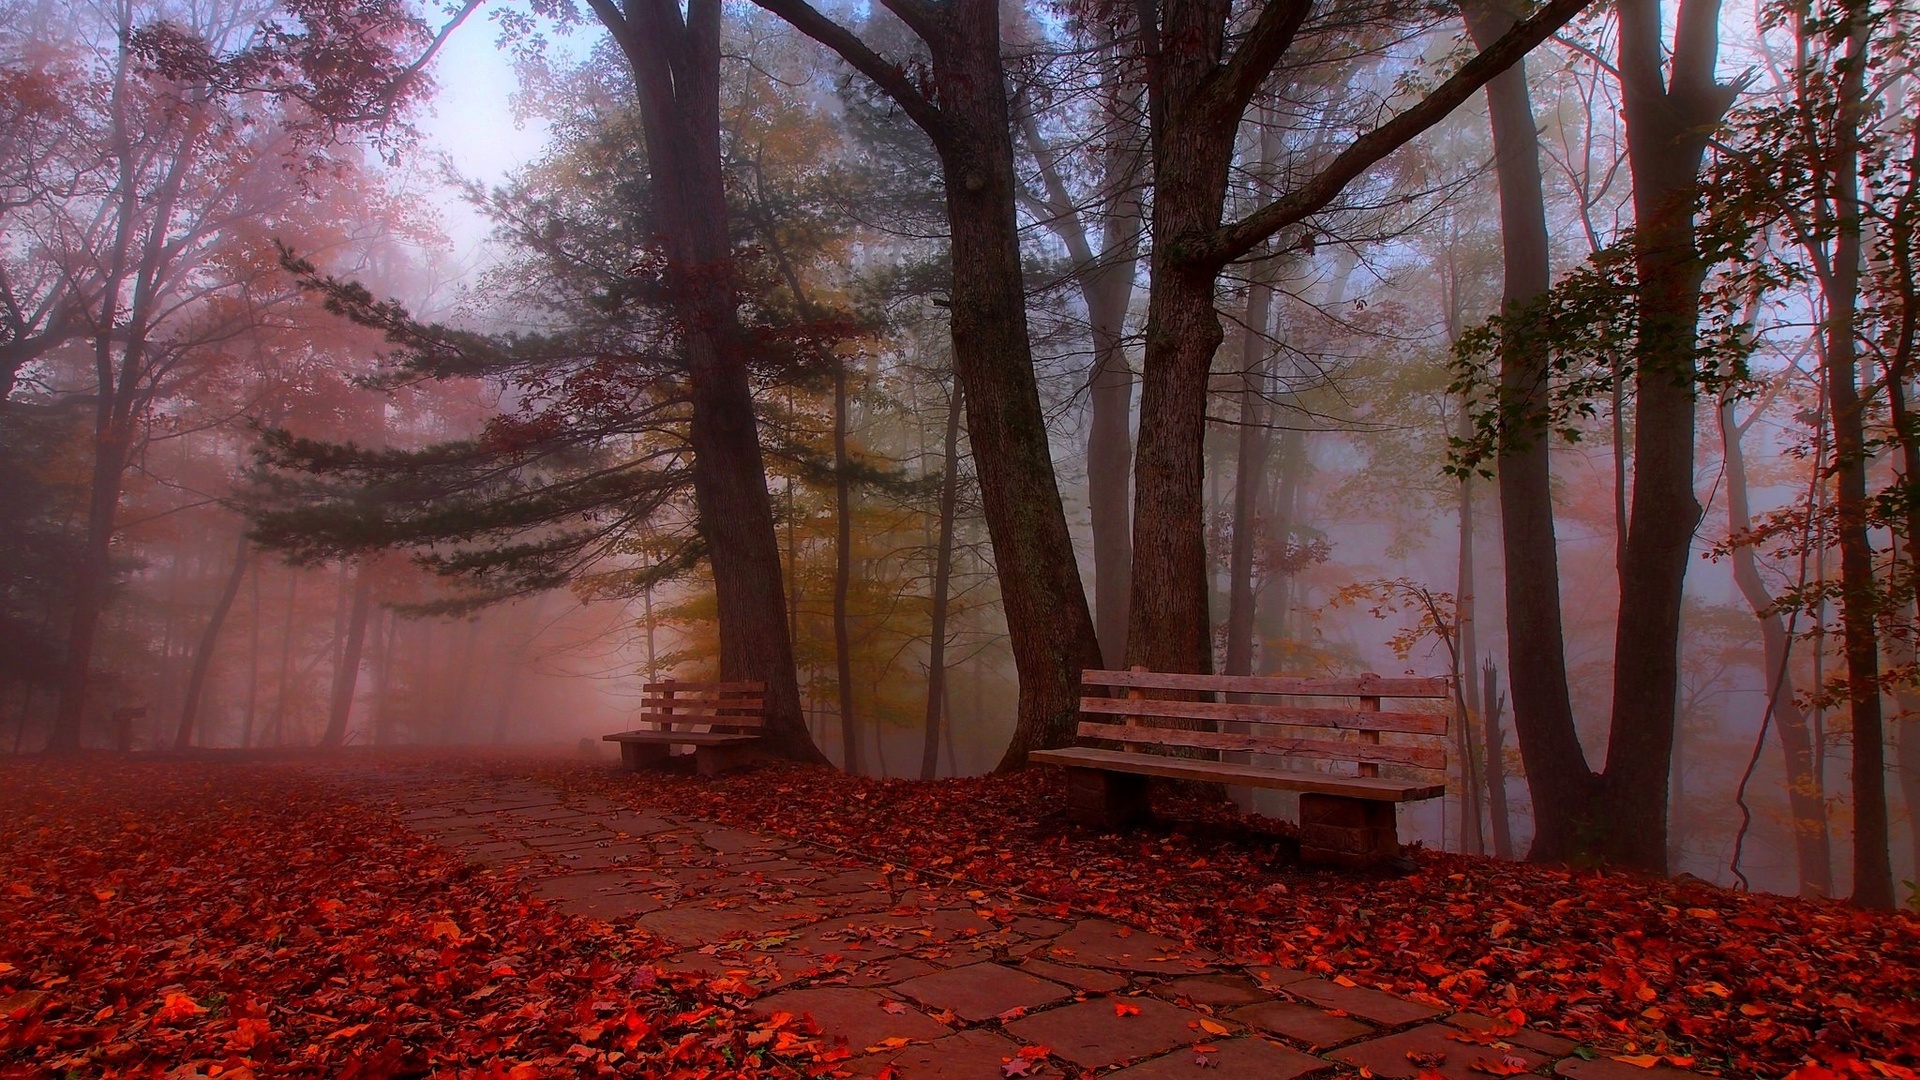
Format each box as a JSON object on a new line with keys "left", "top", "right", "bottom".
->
{"left": 356, "top": 765, "right": 1713, "bottom": 1079}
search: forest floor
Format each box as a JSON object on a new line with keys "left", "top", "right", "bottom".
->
{"left": 0, "top": 749, "right": 1913, "bottom": 1080}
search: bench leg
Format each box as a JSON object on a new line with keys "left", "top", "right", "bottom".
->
{"left": 1064, "top": 767, "right": 1151, "bottom": 829}
{"left": 620, "top": 741, "right": 672, "bottom": 771}
{"left": 693, "top": 742, "right": 760, "bottom": 776}
{"left": 1298, "top": 794, "right": 1399, "bottom": 867}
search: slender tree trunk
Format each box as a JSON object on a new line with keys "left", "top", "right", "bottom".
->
{"left": 320, "top": 565, "right": 373, "bottom": 748}
{"left": 834, "top": 355, "right": 859, "bottom": 774}
{"left": 922, "top": 384, "right": 964, "bottom": 781}
{"left": 271, "top": 571, "right": 298, "bottom": 748}
{"left": 1481, "top": 659, "right": 1515, "bottom": 858}
{"left": 1225, "top": 262, "right": 1276, "bottom": 680}
{"left": 1456, "top": 471, "right": 1486, "bottom": 855}
{"left": 174, "top": 533, "right": 250, "bottom": 750}
{"left": 1720, "top": 397, "right": 1834, "bottom": 896}
{"left": 240, "top": 562, "right": 262, "bottom": 750}
{"left": 371, "top": 609, "right": 394, "bottom": 746}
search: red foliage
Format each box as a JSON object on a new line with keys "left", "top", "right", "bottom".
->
{"left": 0, "top": 759, "right": 824, "bottom": 1078}
{"left": 528, "top": 760, "right": 1920, "bottom": 1080}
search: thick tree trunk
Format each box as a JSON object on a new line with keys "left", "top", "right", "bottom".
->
{"left": 595, "top": 0, "right": 827, "bottom": 764}
{"left": 926, "top": 7, "right": 1104, "bottom": 769}
{"left": 1720, "top": 398, "right": 1834, "bottom": 896}
{"left": 758, "top": 0, "right": 1106, "bottom": 768}
{"left": 1462, "top": 0, "right": 1596, "bottom": 859}
{"left": 922, "top": 384, "right": 963, "bottom": 781}
{"left": 320, "top": 564, "right": 373, "bottom": 748}
{"left": 174, "top": 534, "right": 250, "bottom": 750}
{"left": 1127, "top": 1, "right": 1238, "bottom": 676}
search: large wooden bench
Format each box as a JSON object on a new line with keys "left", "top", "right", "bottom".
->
{"left": 603, "top": 679, "right": 766, "bottom": 776}
{"left": 1030, "top": 669, "right": 1450, "bottom": 866}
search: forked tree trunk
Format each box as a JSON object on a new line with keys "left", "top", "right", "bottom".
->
{"left": 174, "top": 533, "right": 250, "bottom": 750}
{"left": 320, "top": 565, "right": 373, "bottom": 748}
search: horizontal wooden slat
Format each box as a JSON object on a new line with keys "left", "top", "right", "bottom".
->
{"left": 1030, "top": 747, "right": 1445, "bottom": 802}
{"left": 643, "top": 680, "right": 767, "bottom": 693}
{"left": 640, "top": 714, "right": 765, "bottom": 729}
{"left": 1077, "top": 722, "right": 1447, "bottom": 769}
{"left": 1080, "top": 669, "right": 1447, "bottom": 699}
{"left": 1079, "top": 695, "right": 1447, "bottom": 736}
{"left": 604, "top": 731, "right": 762, "bottom": 746}
{"left": 641, "top": 697, "right": 766, "bottom": 712}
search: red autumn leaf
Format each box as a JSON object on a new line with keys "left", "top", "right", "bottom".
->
{"left": 1115, "top": 1001, "right": 1142, "bottom": 1017}
{"left": 1470, "top": 1054, "right": 1532, "bottom": 1076}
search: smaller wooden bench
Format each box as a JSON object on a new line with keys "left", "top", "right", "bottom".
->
{"left": 603, "top": 679, "right": 766, "bottom": 776}
{"left": 1031, "top": 669, "right": 1450, "bottom": 866}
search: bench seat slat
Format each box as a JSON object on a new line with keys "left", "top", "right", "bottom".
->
{"left": 1079, "top": 695, "right": 1447, "bottom": 736}
{"left": 603, "top": 731, "right": 761, "bottom": 746}
{"left": 640, "top": 698, "right": 767, "bottom": 713}
{"left": 1077, "top": 721, "right": 1446, "bottom": 769}
{"left": 1081, "top": 669, "right": 1447, "bottom": 698}
{"left": 1031, "top": 746, "right": 1444, "bottom": 802}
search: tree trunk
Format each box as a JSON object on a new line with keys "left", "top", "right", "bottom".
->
{"left": 1456, "top": 471, "right": 1486, "bottom": 855}
{"left": 1461, "top": 0, "right": 1596, "bottom": 858}
{"left": 594, "top": 0, "right": 827, "bottom": 764}
{"left": 320, "top": 564, "right": 373, "bottom": 748}
{"left": 174, "top": 533, "right": 250, "bottom": 750}
{"left": 1225, "top": 266, "right": 1275, "bottom": 679}
{"left": 271, "top": 571, "right": 298, "bottom": 748}
{"left": 1720, "top": 397, "right": 1834, "bottom": 896}
{"left": 752, "top": 0, "right": 1104, "bottom": 768}
{"left": 922, "top": 383, "right": 964, "bottom": 781}
{"left": 834, "top": 355, "right": 859, "bottom": 774}
{"left": 240, "top": 562, "right": 262, "bottom": 750}
{"left": 1481, "top": 659, "right": 1516, "bottom": 858}
{"left": 49, "top": 428, "right": 133, "bottom": 753}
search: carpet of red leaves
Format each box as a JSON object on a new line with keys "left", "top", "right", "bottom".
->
{"left": 0, "top": 757, "right": 824, "bottom": 1079}
{"left": 531, "top": 757, "right": 1920, "bottom": 1080}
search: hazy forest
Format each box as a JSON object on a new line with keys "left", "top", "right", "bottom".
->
{"left": 4, "top": 0, "right": 1919, "bottom": 914}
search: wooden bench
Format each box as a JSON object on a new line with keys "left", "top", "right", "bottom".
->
{"left": 603, "top": 679, "right": 766, "bottom": 776}
{"left": 1030, "top": 669, "right": 1451, "bottom": 866}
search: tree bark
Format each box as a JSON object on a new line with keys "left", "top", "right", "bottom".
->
{"left": 589, "top": 0, "right": 827, "bottom": 763}
{"left": 1462, "top": 0, "right": 1595, "bottom": 862}
{"left": 922, "top": 383, "right": 964, "bottom": 781}
{"left": 1225, "top": 265, "right": 1275, "bottom": 680}
{"left": 751, "top": 0, "right": 1104, "bottom": 768}
{"left": 320, "top": 564, "right": 373, "bottom": 748}
{"left": 834, "top": 350, "right": 860, "bottom": 774}
{"left": 174, "top": 533, "right": 251, "bottom": 750}
{"left": 1719, "top": 396, "right": 1834, "bottom": 896}
{"left": 1481, "top": 659, "right": 1516, "bottom": 858}
{"left": 1125, "top": 0, "right": 1589, "bottom": 679}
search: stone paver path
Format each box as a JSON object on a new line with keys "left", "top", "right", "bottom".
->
{"left": 366, "top": 767, "right": 1710, "bottom": 1080}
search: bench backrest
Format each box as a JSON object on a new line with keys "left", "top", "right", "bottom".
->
{"left": 1078, "top": 669, "right": 1450, "bottom": 777}
{"left": 641, "top": 679, "right": 767, "bottom": 732}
